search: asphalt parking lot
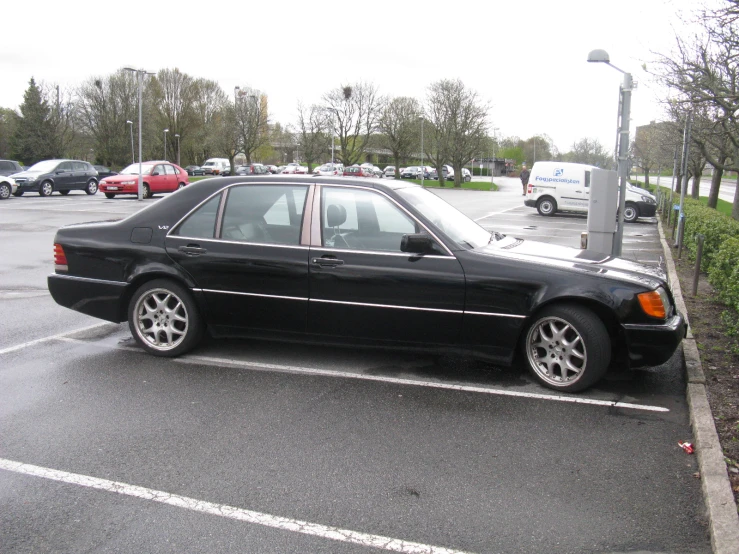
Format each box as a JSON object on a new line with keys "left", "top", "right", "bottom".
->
{"left": 0, "top": 181, "right": 711, "bottom": 553}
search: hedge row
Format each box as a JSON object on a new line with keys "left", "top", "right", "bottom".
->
{"left": 677, "top": 196, "right": 739, "bottom": 317}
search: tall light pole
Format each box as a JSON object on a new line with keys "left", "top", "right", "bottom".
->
{"left": 124, "top": 67, "right": 155, "bottom": 201}
{"left": 163, "top": 129, "right": 169, "bottom": 161}
{"left": 419, "top": 116, "right": 424, "bottom": 186}
{"left": 588, "top": 49, "right": 633, "bottom": 257}
{"left": 126, "top": 120, "right": 134, "bottom": 164}
{"left": 491, "top": 127, "right": 499, "bottom": 187}
{"left": 326, "top": 107, "right": 339, "bottom": 167}
{"left": 174, "top": 134, "right": 180, "bottom": 166}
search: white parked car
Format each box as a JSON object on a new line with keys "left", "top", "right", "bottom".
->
{"left": 313, "top": 163, "right": 344, "bottom": 176}
{"left": 383, "top": 166, "right": 396, "bottom": 178}
{"left": 282, "top": 162, "right": 308, "bottom": 174}
{"left": 0, "top": 175, "right": 18, "bottom": 200}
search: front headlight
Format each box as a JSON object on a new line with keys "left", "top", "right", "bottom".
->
{"left": 640, "top": 194, "right": 656, "bottom": 203}
{"left": 120, "top": 180, "right": 137, "bottom": 185}
{"left": 637, "top": 287, "right": 671, "bottom": 319}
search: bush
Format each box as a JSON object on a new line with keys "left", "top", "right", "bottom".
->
{"left": 681, "top": 197, "right": 739, "bottom": 270}
{"left": 709, "top": 236, "right": 739, "bottom": 312}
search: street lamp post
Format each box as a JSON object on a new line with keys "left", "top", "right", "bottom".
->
{"left": 163, "top": 129, "right": 169, "bottom": 161}
{"left": 126, "top": 120, "right": 134, "bottom": 164}
{"left": 326, "top": 107, "right": 339, "bottom": 167}
{"left": 588, "top": 49, "right": 633, "bottom": 257}
{"left": 174, "top": 134, "right": 180, "bottom": 166}
{"left": 420, "top": 116, "right": 424, "bottom": 186}
{"left": 123, "top": 67, "right": 155, "bottom": 201}
{"left": 491, "top": 127, "right": 499, "bottom": 186}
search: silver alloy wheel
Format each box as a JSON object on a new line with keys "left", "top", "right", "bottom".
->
{"left": 0, "top": 183, "right": 10, "bottom": 199}
{"left": 133, "top": 288, "right": 189, "bottom": 352}
{"left": 537, "top": 198, "right": 555, "bottom": 216}
{"left": 41, "top": 181, "right": 53, "bottom": 196}
{"left": 86, "top": 179, "right": 98, "bottom": 195}
{"left": 526, "top": 315, "right": 587, "bottom": 387}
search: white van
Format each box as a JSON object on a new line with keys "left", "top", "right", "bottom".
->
{"left": 523, "top": 161, "right": 656, "bottom": 222}
{"left": 201, "top": 158, "right": 230, "bottom": 175}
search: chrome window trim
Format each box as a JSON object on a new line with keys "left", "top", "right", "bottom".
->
{"left": 50, "top": 274, "right": 127, "bottom": 287}
{"left": 168, "top": 181, "right": 311, "bottom": 240}
{"left": 316, "top": 183, "right": 455, "bottom": 257}
{"left": 195, "top": 288, "right": 308, "bottom": 302}
{"left": 310, "top": 247, "right": 455, "bottom": 259}
{"left": 170, "top": 235, "right": 310, "bottom": 250}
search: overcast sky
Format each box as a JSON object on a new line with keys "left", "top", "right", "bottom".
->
{"left": 2, "top": 0, "right": 710, "bottom": 155}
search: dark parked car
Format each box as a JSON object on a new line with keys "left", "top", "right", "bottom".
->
{"left": 234, "top": 163, "right": 269, "bottom": 175}
{"left": 0, "top": 160, "right": 23, "bottom": 176}
{"left": 48, "top": 176, "right": 685, "bottom": 392}
{"left": 93, "top": 165, "right": 118, "bottom": 179}
{"left": 11, "top": 159, "right": 99, "bottom": 196}
{"left": 185, "top": 165, "right": 205, "bottom": 176}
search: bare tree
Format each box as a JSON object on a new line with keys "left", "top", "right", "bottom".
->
{"left": 295, "top": 102, "right": 330, "bottom": 172}
{"left": 377, "top": 97, "right": 422, "bottom": 179}
{"left": 236, "top": 87, "right": 270, "bottom": 164}
{"left": 190, "top": 79, "right": 226, "bottom": 165}
{"left": 322, "top": 82, "right": 382, "bottom": 166}
{"left": 150, "top": 68, "right": 199, "bottom": 164}
{"left": 562, "top": 138, "right": 613, "bottom": 168}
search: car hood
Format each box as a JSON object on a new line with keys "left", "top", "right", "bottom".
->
{"left": 477, "top": 237, "right": 666, "bottom": 289}
{"left": 101, "top": 175, "right": 142, "bottom": 183}
{"left": 11, "top": 170, "right": 44, "bottom": 179}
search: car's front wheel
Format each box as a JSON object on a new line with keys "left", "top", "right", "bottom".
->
{"left": 143, "top": 183, "right": 151, "bottom": 199}
{"left": 0, "top": 183, "right": 11, "bottom": 200}
{"left": 104, "top": 193, "right": 116, "bottom": 199}
{"left": 39, "top": 181, "right": 54, "bottom": 197}
{"left": 523, "top": 304, "right": 611, "bottom": 392}
{"left": 85, "top": 179, "right": 98, "bottom": 195}
{"left": 128, "top": 279, "right": 203, "bottom": 357}
{"left": 536, "top": 196, "right": 557, "bottom": 216}
{"left": 59, "top": 190, "right": 70, "bottom": 195}
{"left": 13, "top": 190, "right": 24, "bottom": 197}
{"left": 623, "top": 202, "right": 639, "bottom": 223}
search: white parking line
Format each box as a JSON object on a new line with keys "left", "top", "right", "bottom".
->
{"left": 0, "top": 458, "right": 471, "bottom": 554}
{"left": 0, "top": 322, "right": 112, "bottom": 356}
{"left": 473, "top": 205, "right": 525, "bottom": 221}
{"left": 178, "top": 354, "right": 669, "bottom": 412}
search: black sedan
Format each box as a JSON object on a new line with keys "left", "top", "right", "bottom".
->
{"left": 47, "top": 176, "right": 685, "bottom": 392}
{"left": 185, "top": 165, "right": 205, "bottom": 176}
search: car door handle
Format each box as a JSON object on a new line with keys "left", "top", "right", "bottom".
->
{"left": 312, "top": 256, "right": 344, "bottom": 267}
{"left": 178, "top": 245, "right": 207, "bottom": 256}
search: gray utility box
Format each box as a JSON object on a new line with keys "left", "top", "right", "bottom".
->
{"left": 586, "top": 169, "right": 618, "bottom": 254}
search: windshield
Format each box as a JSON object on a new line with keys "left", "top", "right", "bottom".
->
{"left": 397, "top": 186, "right": 491, "bottom": 249}
{"left": 26, "top": 160, "right": 60, "bottom": 173}
{"left": 120, "top": 164, "right": 154, "bottom": 175}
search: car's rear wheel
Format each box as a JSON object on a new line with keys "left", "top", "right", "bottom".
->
{"left": 536, "top": 196, "right": 557, "bottom": 216}
{"left": 39, "top": 181, "right": 53, "bottom": 197}
{"left": 623, "top": 202, "right": 639, "bottom": 223}
{"left": 0, "top": 183, "right": 11, "bottom": 200}
{"left": 464, "top": 175, "right": 471, "bottom": 182}
{"left": 85, "top": 179, "right": 98, "bottom": 195}
{"left": 104, "top": 193, "right": 116, "bottom": 199}
{"left": 523, "top": 304, "right": 611, "bottom": 392}
{"left": 177, "top": 182, "right": 185, "bottom": 189}
{"left": 59, "top": 190, "right": 70, "bottom": 195}
{"left": 13, "top": 190, "right": 24, "bottom": 197}
{"left": 128, "top": 279, "right": 203, "bottom": 357}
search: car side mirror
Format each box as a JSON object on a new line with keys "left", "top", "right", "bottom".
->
{"left": 152, "top": 171, "right": 160, "bottom": 176}
{"left": 401, "top": 233, "right": 435, "bottom": 254}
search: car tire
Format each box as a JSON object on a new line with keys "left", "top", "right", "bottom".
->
{"left": 465, "top": 175, "right": 471, "bottom": 182}
{"left": 0, "top": 183, "right": 11, "bottom": 200}
{"left": 39, "top": 181, "right": 53, "bottom": 197}
{"left": 177, "top": 182, "right": 185, "bottom": 189}
{"left": 523, "top": 303, "right": 611, "bottom": 392}
{"left": 623, "top": 202, "right": 639, "bottom": 223}
{"left": 13, "top": 190, "right": 24, "bottom": 197}
{"left": 59, "top": 189, "right": 70, "bottom": 195}
{"left": 85, "top": 179, "right": 98, "bottom": 195}
{"left": 536, "top": 196, "right": 557, "bottom": 216}
{"left": 128, "top": 279, "right": 203, "bottom": 357}
{"left": 104, "top": 193, "right": 116, "bottom": 199}
{"left": 143, "top": 183, "right": 151, "bottom": 199}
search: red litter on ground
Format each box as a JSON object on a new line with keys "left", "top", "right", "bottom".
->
{"left": 679, "top": 441, "right": 694, "bottom": 454}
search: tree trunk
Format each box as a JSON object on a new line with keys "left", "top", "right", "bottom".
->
{"left": 453, "top": 163, "right": 462, "bottom": 188}
{"left": 644, "top": 170, "right": 650, "bottom": 187}
{"left": 691, "top": 173, "right": 701, "bottom": 199}
{"left": 437, "top": 165, "right": 446, "bottom": 187}
{"left": 708, "top": 158, "right": 725, "bottom": 209}
{"left": 675, "top": 169, "right": 682, "bottom": 194}
{"left": 394, "top": 153, "right": 401, "bottom": 179}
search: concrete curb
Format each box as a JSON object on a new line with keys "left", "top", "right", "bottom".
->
{"left": 657, "top": 217, "right": 739, "bottom": 553}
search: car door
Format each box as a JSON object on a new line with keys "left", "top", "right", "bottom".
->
{"left": 307, "top": 184, "right": 465, "bottom": 346}
{"left": 54, "top": 162, "right": 75, "bottom": 190}
{"left": 558, "top": 169, "right": 590, "bottom": 211}
{"left": 165, "top": 183, "right": 311, "bottom": 335}
{"left": 149, "top": 164, "right": 168, "bottom": 193}
{"left": 164, "top": 164, "right": 177, "bottom": 191}
{"left": 72, "top": 162, "right": 89, "bottom": 189}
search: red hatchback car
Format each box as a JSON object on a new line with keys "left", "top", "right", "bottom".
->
{"left": 99, "top": 161, "right": 189, "bottom": 199}
{"left": 343, "top": 166, "right": 374, "bottom": 177}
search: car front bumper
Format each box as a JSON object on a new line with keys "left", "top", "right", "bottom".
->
{"left": 622, "top": 312, "right": 687, "bottom": 367}
{"left": 637, "top": 201, "right": 657, "bottom": 217}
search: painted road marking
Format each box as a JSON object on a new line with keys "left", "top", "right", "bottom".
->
{"left": 0, "top": 458, "right": 472, "bottom": 554}
{"left": 41, "top": 336, "right": 670, "bottom": 413}
{"left": 473, "top": 205, "right": 524, "bottom": 221}
{"left": 0, "top": 322, "right": 113, "bottom": 356}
